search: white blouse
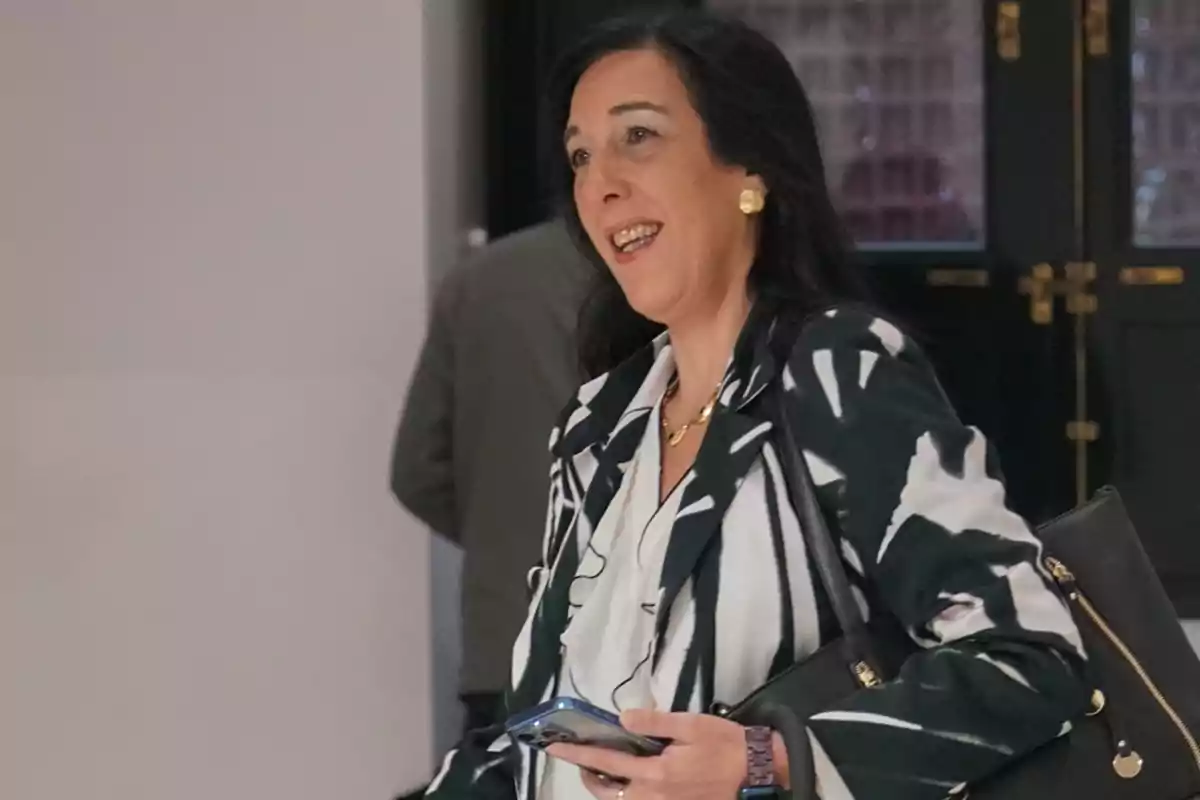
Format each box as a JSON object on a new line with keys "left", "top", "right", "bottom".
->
{"left": 540, "top": 399, "right": 685, "bottom": 800}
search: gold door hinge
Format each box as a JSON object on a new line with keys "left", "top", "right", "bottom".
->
{"left": 1067, "top": 421, "right": 1100, "bottom": 442}
{"left": 998, "top": 2, "right": 1021, "bottom": 62}
{"left": 1120, "top": 266, "right": 1185, "bottom": 286}
{"left": 1085, "top": 0, "right": 1110, "bottom": 57}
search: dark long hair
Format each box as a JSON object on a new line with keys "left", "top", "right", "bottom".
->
{"left": 545, "top": 10, "right": 867, "bottom": 378}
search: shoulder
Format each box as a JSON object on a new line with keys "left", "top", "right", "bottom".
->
{"left": 442, "top": 220, "right": 590, "bottom": 330}
{"left": 791, "top": 304, "right": 916, "bottom": 361}
{"left": 431, "top": 218, "right": 589, "bottom": 330}
{"left": 777, "top": 305, "right": 974, "bottom": 556}
{"left": 780, "top": 303, "right": 957, "bottom": 443}
{"left": 456, "top": 219, "right": 588, "bottom": 285}
{"left": 784, "top": 304, "right": 943, "bottom": 401}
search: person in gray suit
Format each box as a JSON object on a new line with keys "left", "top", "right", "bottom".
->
{"left": 390, "top": 218, "right": 588, "bottom": 732}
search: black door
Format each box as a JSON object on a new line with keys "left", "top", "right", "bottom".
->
{"left": 709, "top": 0, "right": 1200, "bottom": 614}
{"left": 486, "top": 0, "right": 1200, "bottom": 614}
{"left": 710, "top": 0, "right": 1081, "bottom": 524}
{"left": 1085, "top": 0, "right": 1200, "bottom": 615}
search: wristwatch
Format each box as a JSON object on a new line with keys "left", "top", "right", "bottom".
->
{"left": 739, "top": 726, "right": 784, "bottom": 799}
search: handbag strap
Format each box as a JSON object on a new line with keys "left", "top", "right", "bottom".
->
{"left": 767, "top": 323, "right": 874, "bottom": 660}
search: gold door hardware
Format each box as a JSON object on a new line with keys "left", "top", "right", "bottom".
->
{"left": 1019, "top": 262, "right": 1055, "bottom": 324}
{"left": 998, "top": 2, "right": 1021, "bottom": 62}
{"left": 1120, "top": 266, "right": 1184, "bottom": 286}
{"left": 1066, "top": 420, "right": 1099, "bottom": 442}
{"left": 925, "top": 268, "right": 990, "bottom": 288}
{"left": 1085, "top": 0, "right": 1110, "bottom": 57}
{"left": 1018, "top": 262, "right": 1097, "bottom": 325}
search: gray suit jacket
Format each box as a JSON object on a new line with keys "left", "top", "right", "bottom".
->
{"left": 391, "top": 219, "right": 589, "bottom": 693}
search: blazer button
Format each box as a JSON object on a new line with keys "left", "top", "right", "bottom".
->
{"left": 710, "top": 702, "right": 732, "bottom": 717}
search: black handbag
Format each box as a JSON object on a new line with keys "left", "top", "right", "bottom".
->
{"left": 721, "top": 380, "right": 1200, "bottom": 799}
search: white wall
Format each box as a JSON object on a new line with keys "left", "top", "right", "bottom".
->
{"left": 0, "top": 2, "right": 435, "bottom": 798}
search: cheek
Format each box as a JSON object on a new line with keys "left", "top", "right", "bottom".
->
{"left": 572, "top": 179, "right": 604, "bottom": 247}
{"left": 670, "top": 188, "right": 736, "bottom": 255}
{"left": 654, "top": 163, "right": 726, "bottom": 231}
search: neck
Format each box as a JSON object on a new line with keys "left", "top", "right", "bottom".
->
{"left": 667, "top": 289, "right": 753, "bottom": 408}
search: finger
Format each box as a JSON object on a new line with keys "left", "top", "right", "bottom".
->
{"left": 583, "top": 768, "right": 626, "bottom": 787}
{"left": 546, "top": 743, "right": 658, "bottom": 782}
{"left": 580, "top": 767, "right": 626, "bottom": 799}
{"left": 620, "top": 709, "right": 713, "bottom": 741}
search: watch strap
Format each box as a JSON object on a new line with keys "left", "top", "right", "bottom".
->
{"left": 744, "top": 726, "right": 776, "bottom": 787}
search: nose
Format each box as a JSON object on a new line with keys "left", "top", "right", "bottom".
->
{"left": 580, "top": 153, "right": 630, "bottom": 207}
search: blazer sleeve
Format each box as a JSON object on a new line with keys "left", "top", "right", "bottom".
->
{"left": 390, "top": 270, "right": 463, "bottom": 541}
{"left": 782, "top": 308, "right": 1091, "bottom": 800}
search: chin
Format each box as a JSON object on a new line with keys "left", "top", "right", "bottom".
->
{"left": 609, "top": 261, "right": 683, "bottom": 325}
{"left": 620, "top": 288, "right": 678, "bottom": 326}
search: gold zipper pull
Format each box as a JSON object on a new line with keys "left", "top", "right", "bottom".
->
{"left": 853, "top": 661, "right": 881, "bottom": 688}
{"left": 1045, "top": 556, "right": 1073, "bottom": 582}
{"left": 1046, "top": 557, "right": 1200, "bottom": 770}
{"left": 1044, "top": 557, "right": 1078, "bottom": 598}
{"left": 1113, "top": 740, "right": 1144, "bottom": 779}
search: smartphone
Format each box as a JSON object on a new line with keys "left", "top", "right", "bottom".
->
{"left": 505, "top": 698, "right": 669, "bottom": 757}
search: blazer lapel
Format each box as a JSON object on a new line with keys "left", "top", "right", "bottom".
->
{"left": 653, "top": 407, "right": 773, "bottom": 649}
{"left": 652, "top": 307, "right": 785, "bottom": 657}
{"left": 513, "top": 303, "right": 794, "bottom": 704}
{"left": 511, "top": 335, "right": 672, "bottom": 709}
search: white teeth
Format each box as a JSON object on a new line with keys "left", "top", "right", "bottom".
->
{"left": 611, "top": 223, "right": 661, "bottom": 251}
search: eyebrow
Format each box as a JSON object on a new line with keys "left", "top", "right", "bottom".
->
{"left": 563, "top": 101, "right": 671, "bottom": 144}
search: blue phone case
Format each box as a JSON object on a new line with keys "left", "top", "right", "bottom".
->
{"left": 505, "top": 698, "right": 669, "bottom": 757}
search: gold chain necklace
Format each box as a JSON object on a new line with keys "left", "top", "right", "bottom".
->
{"left": 661, "top": 377, "right": 721, "bottom": 447}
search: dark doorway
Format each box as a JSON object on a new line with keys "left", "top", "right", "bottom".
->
{"left": 485, "top": 0, "right": 1200, "bottom": 615}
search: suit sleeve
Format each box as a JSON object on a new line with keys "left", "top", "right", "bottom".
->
{"left": 783, "top": 308, "right": 1091, "bottom": 800}
{"left": 390, "top": 270, "right": 462, "bottom": 541}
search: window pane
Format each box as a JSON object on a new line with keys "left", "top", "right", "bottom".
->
{"left": 707, "top": 0, "right": 985, "bottom": 249}
{"left": 1132, "top": 0, "right": 1200, "bottom": 246}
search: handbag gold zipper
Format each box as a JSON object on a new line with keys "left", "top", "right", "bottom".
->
{"left": 853, "top": 661, "right": 881, "bottom": 688}
{"left": 1045, "top": 556, "right": 1200, "bottom": 773}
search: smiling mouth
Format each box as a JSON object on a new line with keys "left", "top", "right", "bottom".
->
{"left": 609, "top": 222, "right": 662, "bottom": 254}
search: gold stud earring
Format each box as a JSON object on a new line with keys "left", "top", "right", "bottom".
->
{"left": 739, "top": 188, "right": 765, "bottom": 215}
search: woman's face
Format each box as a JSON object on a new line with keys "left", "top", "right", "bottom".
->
{"left": 565, "top": 47, "right": 763, "bottom": 326}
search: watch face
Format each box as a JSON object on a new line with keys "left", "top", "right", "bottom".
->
{"left": 738, "top": 787, "right": 783, "bottom": 799}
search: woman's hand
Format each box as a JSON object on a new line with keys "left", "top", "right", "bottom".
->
{"left": 547, "top": 709, "right": 777, "bottom": 800}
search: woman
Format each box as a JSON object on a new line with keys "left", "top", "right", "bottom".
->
{"left": 426, "top": 10, "right": 1089, "bottom": 800}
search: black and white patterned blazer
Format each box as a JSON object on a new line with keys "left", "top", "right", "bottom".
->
{"left": 426, "top": 304, "right": 1090, "bottom": 800}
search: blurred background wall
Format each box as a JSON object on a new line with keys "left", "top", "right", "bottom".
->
{"left": 0, "top": 2, "right": 449, "bottom": 797}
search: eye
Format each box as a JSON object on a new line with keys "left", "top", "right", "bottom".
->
{"left": 568, "top": 148, "right": 590, "bottom": 170}
{"left": 626, "top": 125, "right": 657, "bottom": 145}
